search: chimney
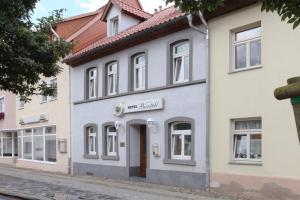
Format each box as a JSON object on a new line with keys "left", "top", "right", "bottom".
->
{"left": 154, "top": 8, "right": 158, "bottom": 13}
{"left": 159, "top": 5, "right": 162, "bottom": 11}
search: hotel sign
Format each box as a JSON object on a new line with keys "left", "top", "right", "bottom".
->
{"left": 114, "top": 98, "right": 164, "bottom": 116}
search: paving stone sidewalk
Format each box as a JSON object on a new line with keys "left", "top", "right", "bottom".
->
{"left": 0, "top": 165, "right": 225, "bottom": 200}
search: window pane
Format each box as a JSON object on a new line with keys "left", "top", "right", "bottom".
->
{"left": 250, "top": 134, "right": 262, "bottom": 159}
{"left": 135, "top": 68, "right": 140, "bottom": 88}
{"left": 250, "top": 40, "right": 261, "bottom": 66}
{"left": 175, "top": 43, "right": 189, "bottom": 54}
{"left": 50, "top": 79, "right": 57, "bottom": 99}
{"left": 172, "top": 135, "right": 182, "bottom": 156}
{"left": 33, "top": 128, "right": 43, "bottom": 135}
{"left": 173, "top": 123, "right": 191, "bottom": 130}
{"left": 174, "top": 57, "right": 182, "bottom": 82}
{"left": 234, "top": 134, "right": 247, "bottom": 159}
{"left": 3, "top": 134, "right": 12, "bottom": 157}
{"left": 45, "top": 135, "right": 56, "bottom": 162}
{"left": 108, "top": 75, "right": 114, "bottom": 94}
{"left": 235, "top": 27, "right": 261, "bottom": 41}
{"left": 89, "top": 135, "right": 95, "bottom": 153}
{"left": 235, "top": 120, "right": 261, "bottom": 130}
{"left": 184, "top": 55, "right": 189, "bottom": 81}
{"left": 46, "top": 126, "right": 56, "bottom": 135}
{"left": 24, "top": 129, "right": 32, "bottom": 136}
{"left": 33, "top": 136, "right": 44, "bottom": 161}
{"left": 108, "top": 135, "right": 113, "bottom": 153}
{"left": 18, "top": 137, "right": 22, "bottom": 158}
{"left": 13, "top": 134, "right": 18, "bottom": 157}
{"left": 88, "top": 127, "right": 96, "bottom": 134}
{"left": 23, "top": 136, "right": 32, "bottom": 159}
{"left": 89, "top": 79, "right": 95, "bottom": 97}
{"left": 108, "top": 126, "right": 116, "bottom": 132}
{"left": 184, "top": 135, "right": 191, "bottom": 156}
{"left": 0, "top": 137, "right": 2, "bottom": 156}
{"left": 235, "top": 44, "right": 247, "bottom": 69}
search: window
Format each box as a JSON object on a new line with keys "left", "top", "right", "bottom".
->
{"left": 0, "top": 132, "right": 17, "bottom": 157}
{"left": 171, "top": 122, "right": 192, "bottom": 160}
{"left": 133, "top": 54, "right": 146, "bottom": 91}
{"left": 19, "top": 97, "right": 24, "bottom": 109}
{"left": 107, "top": 126, "right": 117, "bottom": 156}
{"left": 232, "top": 119, "right": 262, "bottom": 162}
{"left": 87, "top": 68, "right": 97, "bottom": 99}
{"left": 172, "top": 41, "right": 190, "bottom": 84}
{"left": 233, "top": 26, "right": 261, "bottom": 70}
{"left": 87, "top": 127, "right": 96, "bottom": 155}
{"left": 110, "top": 17, "right": 119, "bottom": 36}
{"left": 18, "top": 126, "right": 56, "bottom": 162}
{"left": 48, "top": 78, "right": 57, "bottom": 101}
{"left": 0, "top": 97, "right": 4, "bottom": 113}
{"left": 106, "top": 62, "right": 118, "bottom": 96}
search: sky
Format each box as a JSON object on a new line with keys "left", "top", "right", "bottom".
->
{"left": 32, "top": 0, "right": 173, "bottom": 23}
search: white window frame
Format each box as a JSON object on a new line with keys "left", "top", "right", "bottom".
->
{"left": 19, "top": 97, "right": 24, "bottom": 109}
{"left": 232, "top": 25, "right": 262, "bottom": 72}
{"left": 106, "top": 62, "right": 117, "bottom": 96}
{"left": 0, "top": 96, "right": 5, "bottom": 113}
{"left": 133, "top": 54, "right": 146, "bottom": 91}
{"left": 48, "top": 78, "right": 58, "bottom": 101}
{"left": 171, "top": 122, "right": 192, "bottom": 160}
{"left": 232, "top": 119, "right": 262, "bottom": 163}
{"left": 88, "top": 127, "right": 96, "bottom": 155}
{"left": 172, "top": 41, "right": 190, "bottom": 84}
{"left": 110, "top": 17, "right": 119, "bottom": 36}
{"left": 107, "top": 126, "right": 117, "bottom": 156}
{"left": 0, "top": 132, "right": 16, "bottom": 158}
{"left": 88, "top": 68, "right": 97, "bottom": 99}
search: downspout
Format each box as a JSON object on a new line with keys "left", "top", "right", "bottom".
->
{"left": 187, "top": 12, "right": 211, "bottom": 190}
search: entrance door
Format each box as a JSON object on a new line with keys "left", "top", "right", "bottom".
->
{"left": 140, "top": 125, "right": 147, "bottom": 177}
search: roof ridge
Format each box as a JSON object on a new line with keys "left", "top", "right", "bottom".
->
{"left": 116, "top": 0, "right": 148, "bottom": 12}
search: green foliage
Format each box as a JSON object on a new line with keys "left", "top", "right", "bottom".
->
{"left": 166, "top": 0, "right": 300, "bottom": 29}
{"left": 0, "top": 0, "right": 71, "bottom": 101}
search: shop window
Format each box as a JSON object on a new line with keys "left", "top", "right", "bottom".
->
{"left": 232, "top": 119, "right": 262, "bottom": 162}
{"left": 232, "top": 25, "right": 261, "bottom": 71}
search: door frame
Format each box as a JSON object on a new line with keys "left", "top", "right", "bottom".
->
{"left": 126, "top": 119, "right": 150, "bottom": 178}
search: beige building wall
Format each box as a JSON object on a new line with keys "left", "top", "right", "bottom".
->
{"left": 209, "top": 3, "right": 300, "bottom": 194}
{"left": 0, "top": 91, "right": 16, "bottom": 130}
{"left": 15, "top": 63, "right": 71, "bottom": 174}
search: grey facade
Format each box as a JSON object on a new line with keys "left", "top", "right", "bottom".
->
{"left": 71, "top": 6, "right": 208, "bottom": 188}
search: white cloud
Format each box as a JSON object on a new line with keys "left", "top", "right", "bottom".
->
{"left": 75, "top": 0, "right": 107, "bottom": 12}
{"left": 75, "top": 0, "right": 174, "bottom": 13}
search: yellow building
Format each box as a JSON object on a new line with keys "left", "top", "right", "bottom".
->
{"left": 209, "top": 2, "right": 300, "bottom": 195}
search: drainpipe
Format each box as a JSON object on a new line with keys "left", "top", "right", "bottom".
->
{"left": 187, "top": 12, "right": 211, "bottom": 190}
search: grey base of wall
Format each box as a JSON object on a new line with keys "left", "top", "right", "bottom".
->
{"left": 147, "top": 169, "right": 207, "bottom": 189}
{"left": 73, "top": 162, "right": 128, "bottom": 180}
{"left": 73, "top": 162, "right": 207, "bottom": 189}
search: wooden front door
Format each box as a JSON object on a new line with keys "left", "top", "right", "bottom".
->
{"left": 140, "top": 125, "right": 147, "bottom": 177}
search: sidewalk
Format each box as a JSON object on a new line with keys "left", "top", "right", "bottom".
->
{"left": 0, "top": 165, "right": 223, "bottom": 200}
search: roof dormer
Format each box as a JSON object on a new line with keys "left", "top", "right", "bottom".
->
{"left": 101, "top": 0, "right": 152, "bottom": 37}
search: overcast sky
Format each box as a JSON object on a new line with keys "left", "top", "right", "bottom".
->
{"left": 33, "top": 0, "right": 174, "bottom": 22}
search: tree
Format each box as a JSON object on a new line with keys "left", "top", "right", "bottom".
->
{"left": 166, "top": 0, "right": 300, "bottom": 29}
{"left": 0, "top": 0, "right": 71, "bottom": 101}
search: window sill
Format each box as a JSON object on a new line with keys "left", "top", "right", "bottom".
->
{"left": 229, "top": 65, "right": 262, "bottom": 74}
{"left": 40, "top": 101, "right": 47, "bottom": 104}
{"left": 101, "top": 155, "right": 119, "bottom": 161}
{"left": 83, "top": 154, "right": 99, "bottom": 159}
{"left": 163, "top": 159, "right": 196, "bottom": 166}
{"left": 229, "top": 160, "right": 262, "bottom": 166}
{"left": 18, "top": 108, "right": 24, "bottom": 110}
{"left": 48, "top": 98, "right": 57, "bottom": 102}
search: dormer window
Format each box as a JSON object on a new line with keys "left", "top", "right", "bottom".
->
{"left": 110, "top": 17, "right": 119, "bottom": 36}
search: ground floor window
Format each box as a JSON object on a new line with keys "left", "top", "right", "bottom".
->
{"left": 107, "top": 126, "right": 117, "bottom": 156}
{"left": 18, "top": 126, "right": 56, "bottom": 163}
{"left": 171, "top": 122, "right": 192, "bottom": 160}
{"left": 0, "top": 132, "right": 17, "bottom": 157}
{"left": 232, "top": 119, "right": 262, "bottom": 161}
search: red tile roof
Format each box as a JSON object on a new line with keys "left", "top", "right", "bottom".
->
{"left": 68, "top": 6, "right": 184, "bottom": 60}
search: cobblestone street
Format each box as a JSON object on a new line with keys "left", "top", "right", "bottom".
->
{"left": 0, "top": 165, "right": 223, "bottom": 200}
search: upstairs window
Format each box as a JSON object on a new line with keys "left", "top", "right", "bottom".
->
{"left": 232, "top": 119, "right": 262, "bottom": 162}
{"left": 233, "top": 26, "right": 261, "bottom": 70}
{"left": 19, "top": 97, "right": 24, "bottom": 109}
{"left": 133, "top": 54, "right": 146, "bottom": 91}
{"left": 172, "top": 41, "right": 190, "bottom": 84}
{"left": 49, "top": 78, "right": 57, "bottom": 101}
{"left": 110, "top": 17, "right": 119, "bottom": 36}
{"left": 106, "top": 62, "right": 118, "bottom": 96}
{"left": 87, "top": 68, "right": 97, "bottom": 99}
